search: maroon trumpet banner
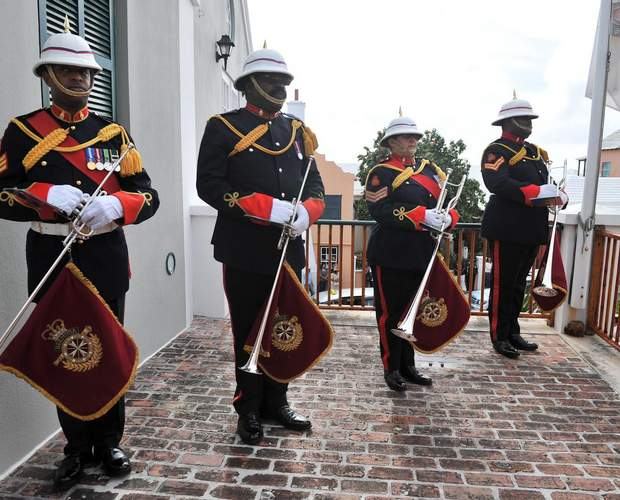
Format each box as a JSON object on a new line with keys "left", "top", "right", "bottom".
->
{"left": 244, "top": 262, "right": 334, "bottom": 382}
{"left": 0, "top": 263, "right": 139, "bottom": 420}
{"left": 532, "top": 233, "right": 568, "bottom": 312}
{"left": 408, "top": 256, "right": 471, "bottom": 353}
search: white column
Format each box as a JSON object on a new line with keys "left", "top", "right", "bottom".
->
{"left": 570, "top": 0, "right": 612, "bottom": 312}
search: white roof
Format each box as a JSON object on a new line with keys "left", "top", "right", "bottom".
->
{"left": 563, "top": 174, "right": 620, "bottom": 215}
{"left": 602, "top": 129, "right": 620, "bottom": 150}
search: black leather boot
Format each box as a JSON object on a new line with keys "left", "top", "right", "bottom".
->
{"left": 237, "top": 412, "right": 263, "bottom": 444}
{"left": 95, "top": 447, "right": 131, "bottom": 476}
{"left": 400, "top": 365, "right": 432, "bottom": 386}
{"left": 53, "top": 453, "right": 87, "bottom": 490}
{"left": 493, "top": 340, "right": 520, "bottom": 359}
{"left": 384, "top": 371, "right": 407, "bottom": 391}
{"left": 509, "top": 334, "right": 538, "bottom": 351}
{"left": 266, "top": 405, "right": 312, "bottom": 431}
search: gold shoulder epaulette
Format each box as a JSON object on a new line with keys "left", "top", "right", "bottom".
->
{"left": 432, "top": 162, "right": 446, "bottom": 182}
{"left": 490, "top": 142, "right": 526, "bottom": 166}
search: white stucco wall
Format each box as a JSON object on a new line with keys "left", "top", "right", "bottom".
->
{"left": 191, "top": 0, "right": 252, "bottom": 318}
{"left": 0, "top": 0, "right": 61, "bottom": 478}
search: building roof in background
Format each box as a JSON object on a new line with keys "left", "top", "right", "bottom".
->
{"left": 602, "top": 129, "right": 620, "bottom": 150}
{"left": 564, "top": 174, "right": 620, "bottom": 214}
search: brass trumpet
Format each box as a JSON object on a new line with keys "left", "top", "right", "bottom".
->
{"left": 391, "top": 169, "right": 466, "bottom": 341}
{"left": 240, "top": 156, "right": 315, "bottom": 374}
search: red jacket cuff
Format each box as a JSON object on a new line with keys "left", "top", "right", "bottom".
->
{"left": 405, "top": 206, "right": 426, "bottom": 229}
{"left": 302, "top": 198, "right": 325, "bottom": 224}
{"left": 520, "top": 184, "right": 540, "bottom": 206}
{"left": 237, "top": 192, "right": 273, "bottom": 220}
{"left": 113, "top": 191, "right": 146, "bottom": 225}
{"left": 449, "top": 208, "right": 460, "bottom": 229}
{"left": 25, "top": 183, "right": 56, "bottom": 220}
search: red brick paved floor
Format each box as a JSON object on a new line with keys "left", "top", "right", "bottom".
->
{"left": 1, "top": 314, "right": 619, "bottom": 499}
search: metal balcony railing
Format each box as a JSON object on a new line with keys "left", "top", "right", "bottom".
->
{"left": 302, "top": 220, "right": 550, "bottom": 319}
{"left": 588, "top": 229, "right": 620, "bottom": 350}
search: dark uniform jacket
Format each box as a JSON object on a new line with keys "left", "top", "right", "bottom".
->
{"left": 365, "top": 156, "right": 458, "bottom": 271}
{"left": 480, "top": 136, "right": 549, "bottom": 245}
{"left": 196, "top": 107, "right": 325, "bottom": 275}
{"left": 0, "top": 106, "right": 159, "bottom": 300}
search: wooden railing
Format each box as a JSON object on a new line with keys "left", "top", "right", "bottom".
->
{"left": 588, "top": 229, "right": 620, "bottom": 350}
{"left": 303, "top": 220, "right": 549, "bottom": 318}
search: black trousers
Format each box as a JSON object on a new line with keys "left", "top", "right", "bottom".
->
{"left": 488, "top": 240, "right": 538, "bottom": 342}
{"left": 58, "top": 296, "right": 126, "bottom": 456}
{"left": 223, "top": 265, "right": 289, "bottom": 415}
{"left": 371, "top": 265, "right": 420, "bottom": 373}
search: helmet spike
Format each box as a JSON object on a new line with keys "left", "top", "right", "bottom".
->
{"left": 263, "top": 40, "right": 267, "bottom": 49}
{"left": 63, "top": 15, "right": 71, "bottom": 33}
{"left": 513, "top": 89, "right": 517, "bottom": 100}
{"left": 398, "top": 106, "right": 403, "bottom": 117}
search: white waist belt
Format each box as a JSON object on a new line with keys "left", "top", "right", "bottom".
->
{"left": 30, "top": 221, "right": 118, "bottom": 237}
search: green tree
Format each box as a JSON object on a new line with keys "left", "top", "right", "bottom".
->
{"left": 355, "top": 128, "right": 486, "bottom": 222}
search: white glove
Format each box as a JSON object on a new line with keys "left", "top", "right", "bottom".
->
{"left": 291, "top": 204, "right": 310, "bottom": 236}
{"left": 47, "top": 185, "right": 85, "bottom": 215}
{"left": 538, "top": 184, "right": 565, "bottom": 205}
{"left": 538, "top": 183, "right": 557, "bottom": 197}
{"left": 79, "top": 195, "right": 123, "bottom": 230}
{"left": 269, "top": 198, "right": 294, "bottom": 225}
{"left": 424, "top": 208, "right": 450, "bottom": 230}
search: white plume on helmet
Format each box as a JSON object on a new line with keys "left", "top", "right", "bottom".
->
{"left": 492, "top": 93, "right": 538, "bottom": 126}
{"left": 380, "top": 113, "right": 423, "bottom": 147}
{"left": 234, "top": 48, "right": 293, "bottom": 91}
{"left": 33, "top": 32, "right": 102, "bottom": 77}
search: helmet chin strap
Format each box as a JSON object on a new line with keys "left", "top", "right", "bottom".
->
{"left": 249, "top": 75, "right": 286, "bottom": 106}
{"left": 510, "top": 117, "right": 531, "bottom": 133}
{"left": 46, "top": 66, "right": 94, "bottom": 98}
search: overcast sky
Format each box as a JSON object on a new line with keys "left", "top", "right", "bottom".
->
{"left": 247, "top": 0, "right": 620, "bottom": 181}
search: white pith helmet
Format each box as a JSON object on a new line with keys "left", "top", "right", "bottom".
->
{"left": 234, "top": 48, "right": 294, "bottom": 91}
{"left": 380, "top": 110, "right": 423, "bottom": 147}
{"left": 33, "top": 32, "right": 102, "bottom": 76}
{"left": 492, "top": 92, "right": 538, "bottom": 126}
{"left": 33, "top": 17, "right": 101, "bottom": 76}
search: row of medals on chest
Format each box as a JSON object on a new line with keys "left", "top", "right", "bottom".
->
{"left": 85, "top": 147, "right": 120, "bottom": 172}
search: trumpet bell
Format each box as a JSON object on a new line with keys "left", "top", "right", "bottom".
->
{"left": 239, "top": 360, "right": 261, "bottom": 375}
{"left": 390, "top": 328, "right": 418, "bottom": 342}
{"left": 532, "top": 285, "right": 558, "bottom": 297}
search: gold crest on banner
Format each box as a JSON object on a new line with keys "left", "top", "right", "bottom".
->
{"left": 271, "top": 314, "right": 303, "bottom": 352}
{"left": 42, "top": 319, "right": 103, "bottom": 372}
{"left": 416, "top": 292, "right": 448, "bottom": 328}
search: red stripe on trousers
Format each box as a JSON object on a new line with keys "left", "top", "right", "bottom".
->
{"left": 375, "top": 266, "right": 391, "bottom": 371}
{"left": 491, "top": 241, "right": 501, "bottom": 341}
{"left": 221, "top": 264, "right": 241, "bottom": 405}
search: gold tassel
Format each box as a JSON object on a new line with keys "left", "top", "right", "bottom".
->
{"left": 509, "top": 147, "right": 526, "bottom": 166}
{"left": 539, "top": 147, "right": 549, "bottom": 163}
{"left": 119, "top": 144, "right": 143, "bottom": 177}
{"left": 23, "top": 127, "right": 70, "bottom": 170}
{"left": 302, "top": 125, "right": 319, "bottom": 155}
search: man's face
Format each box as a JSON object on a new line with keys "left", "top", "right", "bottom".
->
{"left": 387, "top": 134, "right": 419, "bottom": 159}
{"left": 254, "top": 73, "right": 289, "bottom": 101}
{"left": 244, "top": 72, "right": 290, "bottom": 112}
{"left": 42, "top": 64, "right": 93, "bottom": 109}
{"left": 504, "top": 116, "right": 533, "bottom": 138}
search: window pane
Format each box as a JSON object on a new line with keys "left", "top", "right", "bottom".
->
{"left": 323, "top": 195, "right": 342, "bottom": 220}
